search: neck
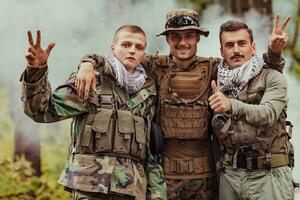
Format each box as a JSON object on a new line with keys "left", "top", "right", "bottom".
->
{"left": 172, "top": 56, "right": 196, "bottom": 69}
{"left": 125, "top": 67, "right": 135, "bottom": 74}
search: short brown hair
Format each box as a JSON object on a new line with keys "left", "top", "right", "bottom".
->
{"left": 113, "top": 25, "right": 147, "bottom": 45}
{"left": 219, "top": 20, "right": 253, "bottom": 45}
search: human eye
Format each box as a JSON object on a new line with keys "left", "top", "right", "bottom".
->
{"left": 225, "top": 43, "right": 233, "bottom": 48}
{"left": 186, "top": 32, "right": 195, "bottom": 39}
{"left": 170, "top": 34, "right": 180, "bottom": 41}
{"left": 239, "top": 41, "right": 247, "bottom": 46}
{"left": 122, "top": 42, "right": 131, "bottom": 48}
{"left": 136, "top": 44, "right": 145, "bottom": 51}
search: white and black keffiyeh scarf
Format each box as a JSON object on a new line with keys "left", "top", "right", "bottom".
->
{"left": 217, "top": 54, "right": 265, "bottom": 98}
{"left": 105, "top": 53, "right": 146, "bottom": 95}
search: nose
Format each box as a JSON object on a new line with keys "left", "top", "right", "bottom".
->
{"left": 178, "top": 37, "right": 187, "bottom": 46}
{"left": 233, "top": 43, "right": 240, "bottom": 54}
{"left": 129, "top": 46, "right": 136, "bottom": 55}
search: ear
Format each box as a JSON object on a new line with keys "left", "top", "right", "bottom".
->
{"left": 197, "top": 33, "right": 200, "bottom": 42}
{"left": 111, "top": 44, "right": 115, "bottom": 54}
{"left": 220, "top": 46, "right": 224, "bottom": 58}
{"left": 166, "top": 35, "right": 170, "bottom": 44}
{"left": 252, "top": 42, "right": 257, "bottom": 55}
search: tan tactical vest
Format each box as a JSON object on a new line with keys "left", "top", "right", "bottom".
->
{"left": 153, "top": 55, "right": 216, "bottom": 179}
{"left": 72, "top": 67, "right": 154, "bottom": 162}
{"left": 213, "top": 68, "right": 292, "bottom": 169}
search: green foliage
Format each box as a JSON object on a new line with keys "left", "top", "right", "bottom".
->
{"left": 290, "top": 49, "right": 300, "bottom": 79}
{"left": 0, "top": 157, "right": 71, "bottom": 200}
{"left": 0, "top": 88, "right": 15, "bottom": 161}
{"left": 0, "top": 87, "right": 71, "bottom": 199}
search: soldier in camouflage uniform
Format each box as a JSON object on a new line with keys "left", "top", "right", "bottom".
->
{"left": 74, "top": 9, "right": 289, "bottom": 200}
{"left": 21, "top": 26, "right": 167, "bottom": 200}
{"left": 209, "top": 19, "right": 294, "bottom": 200}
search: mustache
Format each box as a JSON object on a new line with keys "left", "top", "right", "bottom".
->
{"left": 230, "top": 54, "right": 244, "bottom": 60}
{"left": 175, "top": 44, "right": 191, "bottom": 50}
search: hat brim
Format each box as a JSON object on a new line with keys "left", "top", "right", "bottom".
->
{"left": 156, "top": 26, "right": 209, "bottom": 37}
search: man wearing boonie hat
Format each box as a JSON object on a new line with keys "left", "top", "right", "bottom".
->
{"left": 75, "top": 8, "right": 289, "bottom": 200}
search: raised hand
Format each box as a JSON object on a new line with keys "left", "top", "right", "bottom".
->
{"left": 269, "top": 13, "right": 291, "bottom": 54}
{"left": 75, "top": 62, "right": 97, "bottom": 99}
{"left": 25, "top": 30, "right": 55, "bottom": 67}
{"left": 208, "top": 80, "right": 231, "bottom": 113}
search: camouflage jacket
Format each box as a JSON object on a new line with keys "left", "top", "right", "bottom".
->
{"left": 80, "top": 50, "right": 285, "bottom": 180}
{"left": 21, "top": 62, "right": 167, "bottom": 200}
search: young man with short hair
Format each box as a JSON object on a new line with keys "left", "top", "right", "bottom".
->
{"left": 21, "top": 25, "right": 167, "bottom": 200}
{"left": 75, "top": 9, "right": 290, "bottom": 200}
{"left": 209, "top": 19, "right": 294, "bottom": 200}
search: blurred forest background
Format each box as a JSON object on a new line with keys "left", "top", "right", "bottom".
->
{"left": 0, "top": 0, "right": 299, "bottom": 199}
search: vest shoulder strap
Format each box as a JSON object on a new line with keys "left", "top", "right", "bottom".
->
{"left": 127, "top": 78, "right": 156, "bottom": 109}
{"left": 155, "top": 55, "right": 169, "bottom": 67}
{"left": 196, "top": 56, "right": 211, "bottom": 63}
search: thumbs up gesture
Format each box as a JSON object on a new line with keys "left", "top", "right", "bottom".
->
{"left": 208, "top": 80, "right": 232, "bottom": 113}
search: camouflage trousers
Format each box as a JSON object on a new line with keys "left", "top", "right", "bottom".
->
{"left": 166, "top": 176, "right": 218, "bottom": 200}
{"left": 72, "top": 190, "right": 135, "bottom": 200}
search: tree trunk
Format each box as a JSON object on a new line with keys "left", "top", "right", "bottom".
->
{"left": 291, "top": 0, "right": 300, "bottom": 50}
{"left": 222, "top": 0, "right": 272, "bottom": 16}
{"left": 14, "top": 117, "right": 41, "bottom": 176}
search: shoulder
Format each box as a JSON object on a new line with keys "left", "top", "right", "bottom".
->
{"left": 258, "top": 67, "right": 287, "bottom": 87}
{"left": 195, "top": 56, "right": 211, "bottom": 63}
{"left": 142, "top": 76, "right": 156, "bottom": 95}
{"left": 81, "top": 54, "right": 105, "bottom": 69}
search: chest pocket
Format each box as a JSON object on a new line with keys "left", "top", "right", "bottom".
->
{"left": 93, "top": 108, "right": 114, "bottom": 152}
{"left": 79, "top": 108, "right": 147, "bottom": 160}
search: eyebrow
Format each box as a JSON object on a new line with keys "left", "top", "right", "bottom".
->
{"left": 225, "top": 39, "right": 247, "bottom": 44}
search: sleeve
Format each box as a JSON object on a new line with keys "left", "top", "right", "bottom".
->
{"left": 146, "top": 153, "right": 167, "bottom": 200}
{"left": 80, "top": 54, "right": 104, "bottom": 70}
{"left": 262, "top": 47, "right": 285, "bottom": 73}
{"left": 142, "top": 86, "right": 167, "bottom": 200}
{"left": 141, "top": 54, "right": 156, "bottom": 76}
{"left": 230, "top": 70, "right": 288, "bottom": 126}
{"left": 211, "top": 57, "right": 222, "bottom": 81}
{"left": 21, "top": 65, "right": 92, "bottom": 123}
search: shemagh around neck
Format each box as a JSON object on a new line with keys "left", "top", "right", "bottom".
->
{"left": 217, "top": 54, "right": 265, "bottom": 98}
{"left": 105, "top": 53, "right": 146, "bottom": 95}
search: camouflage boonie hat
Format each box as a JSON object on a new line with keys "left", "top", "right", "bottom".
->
{"left": 157, "top": 8, "right": 209, "bottom": 37}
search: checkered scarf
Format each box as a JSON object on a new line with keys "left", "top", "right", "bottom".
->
{"left": 217, "top": 54, "right": 265, "bottom": 98}
{"left": 105, "top": 53, "right": 146, "bottom": 95}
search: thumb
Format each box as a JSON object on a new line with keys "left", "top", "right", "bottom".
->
{"left": 211, "top": 80, "right": 219, "bottom": 94}
{"left": 46, "top": 42, "right": 55, "bottom": 55}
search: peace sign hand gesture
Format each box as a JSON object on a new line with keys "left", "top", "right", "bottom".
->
{"left": 25, "top": 30, "right": 55, "bottom": 68}
{"left": 269, "top": 13, "right": 291, "bottom": 54}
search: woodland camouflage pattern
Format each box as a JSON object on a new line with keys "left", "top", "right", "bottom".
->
{"left": 21, "top": 63, "right": 167, "bottom": 200}
{"left": 79, "top": 48, "right": 285, "bottom": 200}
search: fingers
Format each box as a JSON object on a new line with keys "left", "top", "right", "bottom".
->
{"left": 273, "top": 13, "right": 279, "bottom": 33}
{"left": 36, "top": 30, "right": 41, "bottom": 48}
{"left": 25, "top": 53, "right": 36, "bottom": 61}
{"left": 78, "top": 78, "right": 84, "bottom": 99}
{"left": 270, "top": 33, "right": 289, "bottom": 51}
{"left": 209, "top": 94, "right": 220, "bottom": 107}
{"left": 281, "top": 15, "right": 291, "bottom": 31}
{"left": 46, "top": 42, "right": 55, "bottom": 55}
{"left": 84, "top": 78, "right": 92, "bottom": 100}
{"left": 75, "top": 76, "right": 79, "bottom": 92}
{"left": 28, "top": 46, "right": 36, "bottom": 55}
{"left": 27, "top": 31, "right": 34, "bottom": 46}
{"left": 209, "top": 96, "right": 224, "bottom": 113}
{"left": 92, "top": 77, "right": 97, "bottom": 93}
